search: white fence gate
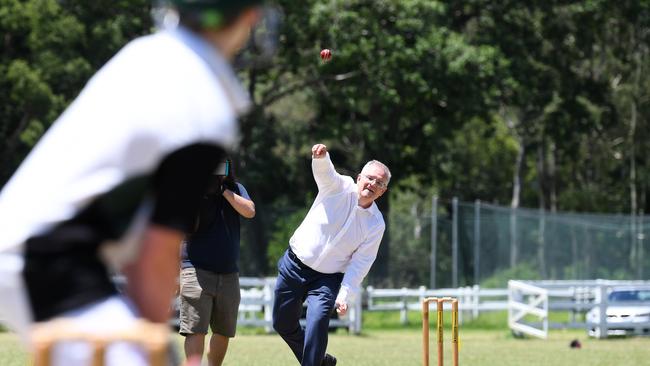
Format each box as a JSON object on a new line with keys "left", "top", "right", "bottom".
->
{"left": 507, "top": 280, "right": 549, "bottom": 339}
{"left": 507, "top": 279, "right": 650, "bottom": 339}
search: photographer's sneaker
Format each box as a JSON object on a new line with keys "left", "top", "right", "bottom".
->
{"left": 322, "top": 353, "right": 337, "bottom": 366}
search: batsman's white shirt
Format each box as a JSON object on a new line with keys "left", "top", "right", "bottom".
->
{"left": 0, "top": 25, "right": 249, "bottom": 347}
{"left": 289, "top": 153, "right": 385, "bottom": 304}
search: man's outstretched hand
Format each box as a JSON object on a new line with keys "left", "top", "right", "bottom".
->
{"left": 335, "top": 299, "right": 348, "bottom": 316}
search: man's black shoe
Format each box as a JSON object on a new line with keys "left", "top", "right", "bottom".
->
{"left": 322, "top": 353, "right": 337, "bottom": 366}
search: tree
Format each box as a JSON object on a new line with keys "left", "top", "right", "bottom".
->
{"left": 0, "top": 0, "right": 151, "bottom": 185}
{"left": 238, "top": 0, "right": 507, "bottom": 281}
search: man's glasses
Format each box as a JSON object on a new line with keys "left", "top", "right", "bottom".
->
{"left": 361, "top": 174, "right": 388, "bottom": 189}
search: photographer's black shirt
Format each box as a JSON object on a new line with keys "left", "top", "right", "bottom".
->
{"left": 180, "top": 182, "right": 249, "bottom": 274}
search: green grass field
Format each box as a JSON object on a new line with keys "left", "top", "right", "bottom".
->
{"left": 2, "top": 312, "right": 649, "bottom": 365}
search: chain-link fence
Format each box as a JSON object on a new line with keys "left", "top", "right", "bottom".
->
{"left": 426, "top": 199, "right": 650, "bottom": 288}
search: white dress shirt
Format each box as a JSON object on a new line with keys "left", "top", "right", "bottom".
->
{"left": 290, "top": 153, "right": 385, "bottom": 303}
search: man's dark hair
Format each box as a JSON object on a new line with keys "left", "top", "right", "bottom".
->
{"left": 169, "top": 0, "right": 265, "bottom": 29}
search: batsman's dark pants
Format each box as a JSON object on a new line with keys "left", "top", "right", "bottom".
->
{"left": 273, "top": 248, "right": 343, "bottom": 366}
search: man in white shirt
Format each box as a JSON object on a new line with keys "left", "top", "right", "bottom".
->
{"left": 0, "top": 1, "right": 266, "bottom": 365}
{"left": 273, "top": 143, "right": 390, "bottom": 366}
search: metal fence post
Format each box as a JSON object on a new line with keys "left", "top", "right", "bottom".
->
{"left": 452, "top": 197, "right": 459, "bottom": 288}
{"left": 419, "top": 285, "right": 427, "bottom": 302}
{"left": 263, "top": 280, "right": 273, "bottom": 333}
{"left": 400, "top": 287, "right": 408, "bottom": 325}
{"left": 631, "top": 211, "right": 637, "bottom": 279}
{"left": 510, "top": 206, "right": 518, "bottom": 268}
{"left": 353, "top": 294, "right": 362, "bottom": 334}
{"left": 430, "top": 196, "right": 438, "bottom": 289}
{"left": 639, "top": 212, "right": 645, "bottom": 279}
{"left": 474, "top": 199, "right": 481, "bottom": 286}
{"left": 598, "top": 284, "right": 608, "bottom": 339}
{"left": 472, "top": 285, "right": 480, "bottom": 319}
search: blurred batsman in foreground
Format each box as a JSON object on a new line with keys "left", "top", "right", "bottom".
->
{"left": 273, "top": 144, "right": 390, "bottom": 366}
{"left": 0, "top": 0, "right": 273, "bottom": 364}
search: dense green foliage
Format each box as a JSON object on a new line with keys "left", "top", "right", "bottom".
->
{"left": 0, "top": 0, "right": 152, "bottom": 178}
{"left": 1, "top": 1, "right": 649, "bottom": 284}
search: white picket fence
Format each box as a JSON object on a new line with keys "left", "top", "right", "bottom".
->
{"left": 237, "top": 277, "right": 363, "bottom": 334}
{"left": 231, "top": 279, "right": 613, "bottom": 335}
{"left": 236, "top": 281, "right": 509, "bottom": 333}
{"left": 366, "top": 280, "right": 650, "bottom": 339}
{"left": 114, "top": 275, "right": 362, "bottom": 334}
{"left": 119, "top": 276, "right": 650, "bottom": 338}
{"left": 365, "top": 285, "right": 508, "bottom": 325}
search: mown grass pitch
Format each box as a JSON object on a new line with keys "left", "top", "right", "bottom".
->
{"left": 2, "top": 328, "right": 649, "bottom": 366}
{"left": 226, "top": 329, "right": 650, "bottom": 366}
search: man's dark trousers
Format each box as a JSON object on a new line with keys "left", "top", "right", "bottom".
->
{"left": 273, "top": 249, "right": 343, "bottom": 366}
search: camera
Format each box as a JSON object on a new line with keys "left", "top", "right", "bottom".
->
{"left": 213, "top": 160, "right": 230, "bottom": 176}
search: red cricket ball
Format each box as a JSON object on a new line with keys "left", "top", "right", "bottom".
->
{"left": 320, "top": 48, "right": 332, "bottom": 62}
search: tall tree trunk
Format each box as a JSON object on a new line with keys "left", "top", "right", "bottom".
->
{"left": 547, "top": 141, "right": 557, "bottom": 278}
{"left": 412, "top": 202, "right": 422, "bottom": 239}
{"left": 629, "top": 99, "right": 638, "bottom": 272}
{"left": 505, "top": 109, "right": 525, "bottom": 269}
{"left": 510, "top": 134, "right": 524, "bottom": 268}
{"left": 628, "top": 49, "right": 640, "bottom": 273}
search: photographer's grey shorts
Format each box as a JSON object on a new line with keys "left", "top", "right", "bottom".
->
{"left": 179, "top": 268, "right": 240, "bottom": 337}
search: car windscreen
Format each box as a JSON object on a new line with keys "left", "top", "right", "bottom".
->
{"left": 608, "top": 290, "right": 650, "bottom": 302}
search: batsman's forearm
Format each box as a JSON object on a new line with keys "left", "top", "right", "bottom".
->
{"left": 125, "top": 226, "right": 182, "bottom": 323}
